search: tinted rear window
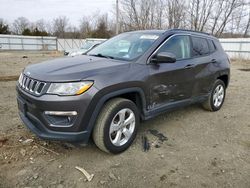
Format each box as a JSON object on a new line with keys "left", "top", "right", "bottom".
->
{"left": 191, "top": 36, "right": 210, "bottom": 56}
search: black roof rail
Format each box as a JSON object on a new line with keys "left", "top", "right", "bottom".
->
{"left": 167, "top": 29, "right": 211, "bottom": 36}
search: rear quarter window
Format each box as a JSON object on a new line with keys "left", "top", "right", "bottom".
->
{"left": 207, "top": 39, "right": 216, "bottom": 53}
{"left": 214, "top": 40, "right": 224, "bottom": 52}
{"left": 191, "top": 36, "right": 210, "bottom": 56}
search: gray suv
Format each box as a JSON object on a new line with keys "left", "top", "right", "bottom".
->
{"left": 17, "top": 29, "right": 230, "bottom": 153}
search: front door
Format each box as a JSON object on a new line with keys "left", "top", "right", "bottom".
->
{"left": 148, "top": 35, "right": 195, "bottom": 108}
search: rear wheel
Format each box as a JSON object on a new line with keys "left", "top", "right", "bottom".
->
{"left": 202, "top": 79, "right": 226, "bottom": 111}
{"left": 92, "top": 98, "right": 139, "bottom": 154}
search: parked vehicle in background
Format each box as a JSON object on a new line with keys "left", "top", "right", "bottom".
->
{"left": 64, "top": 38, "right": 106, "bottom": 57}
{"left": 17, "top": 29, "right": 230, "bottom": 154}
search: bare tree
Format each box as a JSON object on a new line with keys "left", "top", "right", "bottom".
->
{"left": 228, "top": 4, "right": 248, "bottom": 36}
{"left": 90, "top": 14, "right": 113, "bottom": 38}
{"left": 1, "top": 0, "right": 250, "bottom": 38}
{"left": 67, "top": 26, "right": 81, "bottom": 38}
{"left": 210, "top": 0, "right": 225, "bottom": 34}
{"left": 184, "top": 0, "right": 248, "bottom": 36}
{"left": 214, "top": 0, "right": 245, "bottom": 36}
{"left": 45, "top": 21, "right": 54, "bottom": 35}
{"left": 166, "top": 0, "right": 186, "bottom": 29}
{"left": 12, "top": 17, "right": 30, "bottom": 34}
{"left": 79, "top": 16, "right": 92, "bottom": 37}
{"left": 188, "top": 0, "right": 215, "bottom": 31}
{"left": 119, "top": 0, "right": 165, "bottom": 31}
{"left": 244, "top": 11, "right": 250, "bottom": 37}
{"left": 79, "top": 12, "right": 114, "bottom": 38}
{"left": 52, "top": 16, "right": 69, "bottom": 38}
{"left": 118, "top": 0, "right": 248, "bottom": 36}
{"left": 35, "top": 19, "right": 48, "bottom": 32}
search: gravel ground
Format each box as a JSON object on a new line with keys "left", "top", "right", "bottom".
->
{"left": 0, "top": 52, "right": 249, "bottom": 188}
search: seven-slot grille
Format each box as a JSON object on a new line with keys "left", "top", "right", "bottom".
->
{"left": 18, "top": 73, "right": 46, "bottom": 96}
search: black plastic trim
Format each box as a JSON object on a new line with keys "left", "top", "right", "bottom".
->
{"left": 19, "top": 112, "right": 89, "bottom": 143}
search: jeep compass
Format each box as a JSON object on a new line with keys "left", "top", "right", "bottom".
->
{"left": 17, "top": 29, "right": 230, "bottom": 153}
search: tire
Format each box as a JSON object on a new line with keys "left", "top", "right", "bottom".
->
{"left": 202, "top": 79, "right": 226, "bottom": 111}
{"left": 92, "top": 98, "right": 139, "bottom": 154}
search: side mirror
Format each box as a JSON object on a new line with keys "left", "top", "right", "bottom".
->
{"left": 151, "top": 52, "right": 176, "bottom": 63}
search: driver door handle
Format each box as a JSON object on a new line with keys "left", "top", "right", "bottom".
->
{"left": 184, "top": 64, "right": 195, "bottom": 69}
{"left": 211, "top": 59, "right": 217, "bottom": 63}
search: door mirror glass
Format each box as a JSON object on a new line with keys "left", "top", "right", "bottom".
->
{"left": 152, "top": 52, "right": 176, "bottom": 63}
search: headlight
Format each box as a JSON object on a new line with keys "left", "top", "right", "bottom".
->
{"left": 47, "top": 81, "right": 93, "bottom": 96}
{"left": 69, "top": 51, "right": 77, "bottom": 57}
{"left": 18, "top": 73, "right": 23, "bottom": 86}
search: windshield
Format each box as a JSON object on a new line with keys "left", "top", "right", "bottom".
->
{"left": 87, "top": 32, "right": 160, "bottom": 61}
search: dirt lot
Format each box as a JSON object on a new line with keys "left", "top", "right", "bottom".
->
{"left": 0, "top": 51, "right": 249, "bottom": 188}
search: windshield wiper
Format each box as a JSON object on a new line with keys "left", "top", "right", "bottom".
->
{"left": 89, "top": 53, "right": 114, "bottom": 59}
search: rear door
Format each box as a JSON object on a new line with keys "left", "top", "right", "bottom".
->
{"left": 190, "top": 36, "right": 217, "bottom": 96}
{"left": 148, "top": 35, "right": 196, "bottom": 108}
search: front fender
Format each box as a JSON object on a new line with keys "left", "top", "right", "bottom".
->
{"left": 83, "top": 87, "right": 147, "bottom": 139}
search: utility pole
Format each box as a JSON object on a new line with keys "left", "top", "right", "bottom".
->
{"left": 116, "top": 0, "right": 119, "bottom": 35}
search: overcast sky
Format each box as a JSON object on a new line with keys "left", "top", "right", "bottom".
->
{"left": 0, "top": 0, "right": 115, "bottom": 25}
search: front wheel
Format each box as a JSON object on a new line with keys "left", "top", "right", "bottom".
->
{"left": 92, "top": 98, "right": 139, "bottom": 154}
{"left": 202, "top": 79, "right": 226, "bottom": 111}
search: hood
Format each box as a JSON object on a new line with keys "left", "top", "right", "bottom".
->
{"left": 68, "top": 49, "right": 88, "bottom": 57}
{"left": 23, "top": 55, "right": 130, "bottom": 82}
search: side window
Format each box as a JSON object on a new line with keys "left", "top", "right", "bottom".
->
{"left": 207, "top": 39, "right": 216, "bottom": 53}
{"left": 191, "top": 36, "right": 210, "bottom": 56}
{"left": 158, "top": 35, "right": 191, "bottom": 60}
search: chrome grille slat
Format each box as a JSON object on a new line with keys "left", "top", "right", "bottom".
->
{"left": 18, "top": 74, "right": 46, "bottom": 96}
{"left": 29, "top": 80, "right": 34, "bottom": 91}
{"left": 34, "top": 81, "right": 41, "bottom": 94}
{"left": 25, "top": 77, "right": 30, "bottom": 90}
{"left": 22, "top": 76, "right": 26, "bottom": 88}
{"left": 27, "top": 78, "right": 31, "bottom": 90}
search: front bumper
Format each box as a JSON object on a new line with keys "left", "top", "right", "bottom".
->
{"left": 16, "top": 84, "right": 98, "bottom": 143}
{"left": 19, "top": 111, "right": 89, "bottom": 142}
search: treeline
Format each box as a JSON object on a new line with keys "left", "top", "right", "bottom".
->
{"left": 118, "top": 0, "right": 250, "bottom": 38}
{"left": 0, "top": 0, "right": 250, "bottom": 38}
{"left": 0, "top": 13, "right": 114, "bottom": 38}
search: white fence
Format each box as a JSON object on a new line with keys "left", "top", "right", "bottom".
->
{"left": 0, "top": 34, "right": 57, "bottom": 51}
{"left": 0, "top": 34, "right": 250, "bottom": 59}
{"left": 0, "top": 34, "right": 85, "bottom": 51}
{"left": 219, "top": 38, "right": 250, "bottom": 59}
{"left": 0, "top": 34, "right": 90, "bottom": 52}
{"left": 57, "top": 39, "right": 85, "bottom": 51}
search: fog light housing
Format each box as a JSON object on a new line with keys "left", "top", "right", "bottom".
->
{"left": 44, "top": 111, "right": 77, "bottom": 127}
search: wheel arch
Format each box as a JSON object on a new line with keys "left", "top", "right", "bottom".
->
{"left": 85, "top": 87, "right": 147, "bottom": 135}
{"left": 217, "top": 74, "right": 229, "bottom": 88}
